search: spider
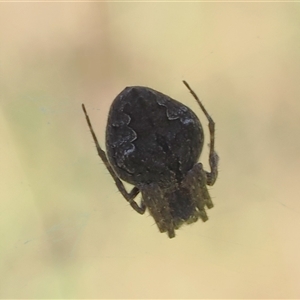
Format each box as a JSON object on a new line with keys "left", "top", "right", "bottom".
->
{"left": 82, "top": 81, "right": 218, "bottom": 238}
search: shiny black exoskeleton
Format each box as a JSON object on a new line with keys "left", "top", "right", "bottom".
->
{"left": 106, "top": 86, "right": 203, "bottom": 188}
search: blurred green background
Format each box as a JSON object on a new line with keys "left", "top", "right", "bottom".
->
{"left": 1, "top": 2, "right": 300, "bottom": 298}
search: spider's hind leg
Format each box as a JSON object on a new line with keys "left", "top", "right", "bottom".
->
{"left": 82, "top": 104, "right": 145, "bottom": 214}
{"left": 183, "top": 81, "right": 219, "bottom": 186}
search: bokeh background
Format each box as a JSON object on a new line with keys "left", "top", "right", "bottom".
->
{"left": 1, "top": 2, "right": 300, "bottom": 298}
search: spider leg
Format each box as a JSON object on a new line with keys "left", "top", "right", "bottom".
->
{"left": 183, "top": 81, "right": 219, "bottom": 186}
{"left": 141, "top": 183, "right": 175, "bottom": 238}
{"left": 82, "top": 104, "right": 146, "bottom": 214}
{"left": 182, "top": 163, "right": 213, "bottom": 223}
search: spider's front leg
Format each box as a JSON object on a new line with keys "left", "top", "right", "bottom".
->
{"left": 182, "top": 162, "right": 214, "bottom": 219}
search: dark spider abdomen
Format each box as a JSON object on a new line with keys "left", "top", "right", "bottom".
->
{"left": 106, "top": 86, "right": 204, "bottom": 187}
